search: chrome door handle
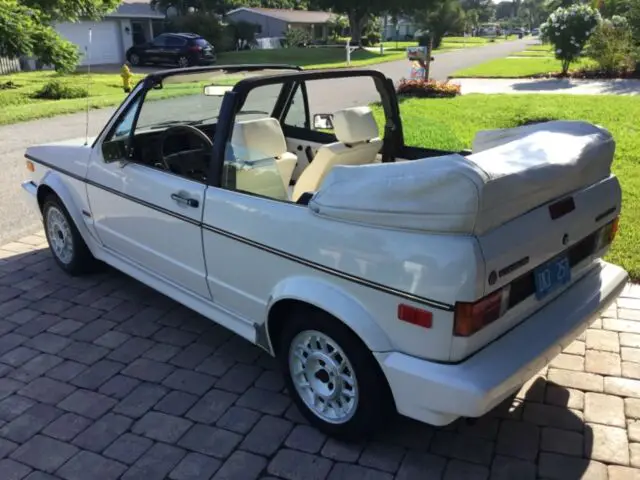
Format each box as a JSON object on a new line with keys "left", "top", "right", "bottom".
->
{"left": 171, "top": 193, "right": 199, "bottom": 208}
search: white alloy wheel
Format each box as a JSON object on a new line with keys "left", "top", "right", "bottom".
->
{"left": 45, "top": 205, "right": 74, "bottom": 265}
{"left": 178, "top": 56, "right": 190, "bottom": 68}
{"left": 288, "top": 329, "right": 359, "bottom": 424}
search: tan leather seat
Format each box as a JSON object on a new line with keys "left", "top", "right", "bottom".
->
{"left": 292, "top": 107, "right": 382, "bottom": 202}
{"left": 229, "top": 118, "right": 298, "bottom": 197}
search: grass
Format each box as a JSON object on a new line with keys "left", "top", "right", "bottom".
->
{"left": 0, "top": 36, "right": 516, "bottom": 125}
{"left": 453, "top": 56, "right": 597, "bottom": 77}
{"left": 217, "top": 47, "right": 406, "bottom": 69}
{"left": 1, "top": 47, "right": 408, "bottom": 125}
{"left": 452, "top": 43, "right": 597, "bottom": 77}
{"left": 372, "top": 94, "right": 640, "bottom": 280}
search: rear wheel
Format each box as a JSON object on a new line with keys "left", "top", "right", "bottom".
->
{"left": 177, "top": 55, "right": 190, "bottom": 68}
{"left": 42, "top": 196, "right": 99, "bottom": 276}
{"left": 278, "top": 307, "right": 394, "bottom": 440}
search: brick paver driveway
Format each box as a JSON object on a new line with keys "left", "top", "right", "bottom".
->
{"left": 0, "top": 232, "right": 639, "bottom": 480}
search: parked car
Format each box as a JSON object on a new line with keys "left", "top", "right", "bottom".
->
{"left": 126, "top": 32, "right": 216, "bottom": 68}
{"left": 21, "top": 64, "right": 628, "bottom": 439}
{"left": 532, "top": 28, "right": 540, "bottom": 36}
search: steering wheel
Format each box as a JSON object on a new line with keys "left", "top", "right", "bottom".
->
{"left": 159, "top": 124, "right": 213, "bottom": 176}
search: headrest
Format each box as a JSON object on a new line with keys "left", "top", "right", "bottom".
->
{"left": 333, "top": 107, "right": 379, "bottom": 144}
{"left": 231, "top": 117, "right": 287, "bottom": 160}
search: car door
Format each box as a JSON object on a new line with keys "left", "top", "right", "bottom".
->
{"left": 146, "top": 35, "right": 166, "bottom": 63}
{"left": 86, "top": 87, "right": 211, "bottom": 300}
{"left": 165, "top": 35, "right": 186, "bottom": 65}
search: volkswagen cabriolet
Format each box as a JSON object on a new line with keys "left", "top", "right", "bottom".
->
{"left": 21, "top": 64, "right": 628, "bottom": 438}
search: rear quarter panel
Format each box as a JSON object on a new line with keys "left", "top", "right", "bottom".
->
{"left": 202, "top": 187, "right": 483, "bottom": 361}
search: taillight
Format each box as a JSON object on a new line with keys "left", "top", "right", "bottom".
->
{"left": 188, "top": 46, "right": 202, "bottom": 52}
{"left": 454, "top": 287, "right": 510, "bottom": 337}
{"left": 397, "top": 304, "right": 433, "bottom": 329}
{"left": 596, "top": 217, "right": 619, "bottom": 251}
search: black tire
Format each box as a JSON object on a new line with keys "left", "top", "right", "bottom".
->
{"left": 129, "top": 52, "right": 142, "bottom": 66}
{"left": 278, "top": 307, "right": 394, "bottom": 440}
{"left": 42, "top": 195, "right": 99, "bottom": 276}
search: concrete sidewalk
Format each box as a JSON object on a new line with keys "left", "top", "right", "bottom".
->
{"left": 453, "top": 78, "right": 640, "bottom": 95}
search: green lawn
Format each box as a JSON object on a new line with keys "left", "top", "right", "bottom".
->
{"left": 217, "top": 47, "right": 405, "bottom": 69}
{"left": 453, "top": 56, "right": 597, "bottom": 78}
{"left": 0, "top": 47, "right": 408, "bottom": 125}
{"left": 452, "top": 43, "right": 597, "bottom": 77}
{"left": 373, "top": 95, "right": 640, "bottom": 280}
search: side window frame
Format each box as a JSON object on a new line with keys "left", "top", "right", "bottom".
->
{"left": 100, "top": 83, "right": 150, "bottom": 162}
{"left": 281, "top": 81, "right": 310, "bottom": 130}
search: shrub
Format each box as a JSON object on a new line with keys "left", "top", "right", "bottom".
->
{"left": 396, "top": 78, "right": 461, "bottom": 98}
{"left": 33, "top": 79, "right": 87, "bottom": 100}
{"left": 541, "top": 4, "right": 602, "bottom": 75}
{"left": 284, "top": 28, "right": 312, "bottom": 47}
{"left": 588, "top": 16, "right": 636, "bottom": 74}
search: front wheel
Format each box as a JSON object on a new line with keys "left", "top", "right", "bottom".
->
{"left": 279, "top": 308, "right": 394, "bottom": 440}
{"left": 42, "top": 196, "right": 99, "bottom": 276}
{"left": 129, "top": 53, "right": 142, "bottom": 66}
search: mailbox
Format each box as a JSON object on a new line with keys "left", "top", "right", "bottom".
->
{"left": 406, "top": 46, "right": 429, "bottom": 61}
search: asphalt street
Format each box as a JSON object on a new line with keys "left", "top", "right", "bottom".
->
{"left": 0, "top": 38, "right": 534, "bottom": 245}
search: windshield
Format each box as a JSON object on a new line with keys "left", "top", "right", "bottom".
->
{"left": 135, "top": 69, "right": 291, "bottom": 131}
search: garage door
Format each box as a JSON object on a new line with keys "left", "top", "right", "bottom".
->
{"left": 56, "top": 20, "right": 123, "bottom": 66}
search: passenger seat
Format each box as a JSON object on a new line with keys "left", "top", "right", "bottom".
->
{"left": 292, "top": 107, "right": 382, "bottom": 202}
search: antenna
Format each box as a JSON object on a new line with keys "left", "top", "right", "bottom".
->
{"left": 84, "top": 28, "right": 92, "bottom": 146}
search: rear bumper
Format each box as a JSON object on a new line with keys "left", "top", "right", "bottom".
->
{"left": 376, "top": 261, "right": 628, "bottom": 426}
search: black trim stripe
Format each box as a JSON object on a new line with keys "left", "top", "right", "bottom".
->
{"left": 595, "top": 206, "right": 616, "bottom": 223}
{"left": 26, "top": 154, "right": 455, "bottom": 312}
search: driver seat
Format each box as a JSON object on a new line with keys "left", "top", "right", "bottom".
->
{"left": 230, "top": 118, "right": 298, "bottom": 191}
{"left": 292, "top": 107, "right": 382, "bottom": 202}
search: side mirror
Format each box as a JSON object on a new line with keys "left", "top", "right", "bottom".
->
{"left": 313, "top": 113, "right": 334, "bottom": 130}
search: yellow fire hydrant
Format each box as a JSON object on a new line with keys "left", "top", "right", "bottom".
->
{"left": 121, "top": 64, "right": 133, "bottom": 93}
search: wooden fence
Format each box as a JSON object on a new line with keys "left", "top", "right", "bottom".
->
{"left": 0, "top": 57, "right": 21, "bottom": 75}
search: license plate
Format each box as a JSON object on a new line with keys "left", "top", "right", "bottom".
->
{"left": 534, "top": 254, "right": 571, "bottom": 300}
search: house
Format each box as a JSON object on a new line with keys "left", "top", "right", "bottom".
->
{"left": 381, "top": 15, "right": 419, "bottom": 41}
{"left": 54, "top": 0, "right": 165, "bottom": 66}
{"left": 225, "top": 7, "right": 335, "bottom": 42}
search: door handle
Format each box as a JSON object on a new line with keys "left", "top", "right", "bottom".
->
{"left": 171, "top": 193, "right": 199, "bottom": 208}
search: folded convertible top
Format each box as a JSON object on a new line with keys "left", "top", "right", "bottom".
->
{"left": 309, "top": 120, "right": 615, "bottom": 235}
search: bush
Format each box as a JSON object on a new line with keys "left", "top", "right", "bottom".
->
{"left": 541, "top": 4, "right": 601, "bottom": 75}
{"left": 588, "top": 16, "right": 636, "bottom": 74}
{"left": 284, "top": 28, "right": 312, "bottom": 47}
{"left": 33, "top": 79, "right": 88, "bottom": 100}
{"left": 396, "top": 78, "right": 461, "bottom": 98}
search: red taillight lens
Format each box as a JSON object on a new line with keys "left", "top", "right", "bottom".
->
{"left": 398, "top": 304, "right": 433, "bottom": 329}
{"left": 610, "top": 217, "right": 619, "bottom": 242}
{"left": 454, "top": 288, "right": 509, "bottom": 337}
{"left": 188, "top": 46, "right": 202, "bottom": 52}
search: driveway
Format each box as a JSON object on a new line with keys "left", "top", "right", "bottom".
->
{"left": 0, "top": 38, "right": 534, "bottom": 247}
{"left": 0, "top": 230, "right": 638, "bottom": 479}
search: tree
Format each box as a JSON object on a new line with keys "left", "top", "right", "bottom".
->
{"left": 313, "top": 0, "right": 425, "bottom": 44}
{"left": 414, "top": 0, "right": 466, "bottom": 48}
{"left": 541, "top": 3, "right": 601, "bottom": 74}
{"left": 1, "top": 0, "right": 118, "bottom": 72}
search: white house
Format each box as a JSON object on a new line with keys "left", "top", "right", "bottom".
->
{"left": 55, "top": 0, "right": 165, "bottom": 66}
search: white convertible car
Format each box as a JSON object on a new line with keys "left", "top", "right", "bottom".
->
{"left": 22, "top": 65, "right": 628, "bottom": 438}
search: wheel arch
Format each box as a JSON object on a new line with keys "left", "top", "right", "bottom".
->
{"left": 262, "top": 276, "right": 394, "bottom": 357}
{"left": 37, "top": 172, "right": 100, "bottom": 256}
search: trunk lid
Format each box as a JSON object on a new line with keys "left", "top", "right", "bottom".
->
{"left": 450, "top": 174, "right": 621, "bottom": 362}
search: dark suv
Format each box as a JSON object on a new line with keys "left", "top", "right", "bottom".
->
{"left": 126, "top": 33, "right": 216, "bottom": 68}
